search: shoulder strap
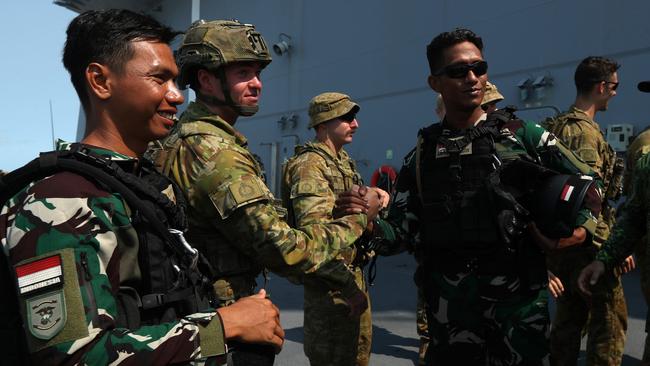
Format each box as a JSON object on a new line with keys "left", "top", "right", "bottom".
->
{"left": 415, "top": 123, "right": 441, "bottom": 205}
{"left": 0, "top": 147, "right": 197, "bottom": 270}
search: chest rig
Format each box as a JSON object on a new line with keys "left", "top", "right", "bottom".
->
{"left": 0, "top": 145, "right": 214, "bottom": 332}
{"left": 415, "top": 109, "right": 533, "bottom": 255}
{"left": 293, "top": 144, "right": 362, "bottom": 266}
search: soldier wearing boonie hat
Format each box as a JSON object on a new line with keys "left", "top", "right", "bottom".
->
{"left": 308, "top": 92, "right": 361, "bottom": 128}
{"left": 283, "top": 91, "right": 387, "bottom": 366}
{"left": 481, "top": 81, "right": 504, "bottom": 112}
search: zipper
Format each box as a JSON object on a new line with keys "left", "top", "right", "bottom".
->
{"left": 80, "top": 252, "right": 92, "bottom": 281}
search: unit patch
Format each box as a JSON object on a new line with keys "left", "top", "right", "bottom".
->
{"left": 15, "top": 255, "right": 67, "bottom": 340}
{"left": 27, "top": 291, "right": 66, "bottom": 340}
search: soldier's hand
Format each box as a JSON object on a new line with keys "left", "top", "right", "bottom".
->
{"left": 615, "top": 255, "right": 635, "bottom": 276}
{"left": 369, "top": 187, "right": 391, "bottom": 209}
{"left": 577, "top": 260, "right": 606, "bottom": 298}
{"left": 547, "top": 270, "right": 564, "bottom": 298}
{"left": 217, "top": 289, "right": 285, "bottom": 353}
{"left": 343, "top": 287, "right": 369, "bottom": 318}
{"left": 333, "top": 185, "right": 369, "bottom": 218}
{"left": 364, "top": 186, "right": 381, "bottom": 222}
{"left": 557, "top": 227, "right": 587, "bottom": 249}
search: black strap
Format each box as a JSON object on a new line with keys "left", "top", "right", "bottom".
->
{"left": 0, "top": 147, "right": 195, "bottom": 270}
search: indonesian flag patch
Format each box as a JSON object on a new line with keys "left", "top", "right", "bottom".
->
{"left": 560, "top": 184, "right": 575, "bottom": 202}
{"left": 15, "top": 255, "right": 67, "bottom": 340}
{"left": 16, "top": 255, "right": 63, "bottom": 295}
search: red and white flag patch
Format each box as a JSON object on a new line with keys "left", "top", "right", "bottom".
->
{"left": 15, "top": 255, "right": 63, "bottom": 295}
{"left": 560, "top": 185, "right": 575, "bottom": 202}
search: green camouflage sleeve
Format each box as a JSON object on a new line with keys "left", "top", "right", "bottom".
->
{"left": 283, "top": 152, "right": 362, "bottom": 294}
{"left": 182, "top": 135, "right": 366, "bottom": 276}
{"left": 512, "top": 120, "right": 602, "bottom": 235}
{"left": 596, "top": 153, "right": 650, "bottom": 268}
{"left": 373, "top": 148, "right": 419, "bottom": 255}
{"left": 1, "top": 172, "right": 226, "bottom": 365}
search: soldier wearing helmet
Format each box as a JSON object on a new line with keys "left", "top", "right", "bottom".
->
{"left": 149, "top": 20, "right": 379, "bottom": 365}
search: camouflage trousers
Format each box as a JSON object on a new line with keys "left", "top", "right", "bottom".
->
{"left": 303, "top": 266, "right": 372, "bottom": 366}
{"left": 416, "top": 286, "right": 430, "bottom": 365}
{"left": 547, "top": 246, "right": 627, "bottom": 366}
{"left": 423, "top": 271, "right": 550, "bottom": 366}
{"left": 636, "top": 239, "right": 650, "bottom": 365}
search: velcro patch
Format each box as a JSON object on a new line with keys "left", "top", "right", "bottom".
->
{"left": 27, "top": 290, "right": 66, "bottom": 340}
{"left": 16, "top": 255, "right": 63, "bottom": 295}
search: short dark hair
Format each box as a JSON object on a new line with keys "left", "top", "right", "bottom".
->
{"left": 574, "top": 56, "right": 620, "bottom": 95}
{"left": 62, "top": 9, "right": 180, "bottom": 110}
{"left": 426, "top": 28, "right": 483, "bottom": 75}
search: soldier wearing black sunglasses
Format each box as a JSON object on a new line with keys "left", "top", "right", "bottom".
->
{"left": 543, "top": 55, "right": 628, "bottom": 366}
{"left": 361, "top": 28, "right": 604, "bottom": 366}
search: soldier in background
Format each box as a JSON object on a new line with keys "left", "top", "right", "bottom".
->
{"left": 579, "top": 149, "right": 650, "bottom": 364}
{"left": 149, "top": 20, "right": 379, "bottom": 365}
{"left": 481, "top": 81, "right": 504, "bottom": 113}
{"left": 282, "top": 92, "right": 388, "bottom": 366}
{"left": 618, "top": 81, "right": 650, "bottom": 365}
{"left": 0, "top": 9, "right": 283, "bottom": 365}
{"left": 543, "top": 56, "right": 630, "bottom": 366}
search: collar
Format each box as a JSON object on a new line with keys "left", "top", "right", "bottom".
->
{"left": 180, "top": 102, "right": 249, "bottom": 147}
{"left": 57, "top": 140, "right": 139, "bottom": 173}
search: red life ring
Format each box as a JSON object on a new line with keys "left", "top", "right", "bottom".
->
{"left": 370, "top": 165, "right": 397, "bottom": 187}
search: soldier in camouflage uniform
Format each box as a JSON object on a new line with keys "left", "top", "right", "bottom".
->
{"left": 0, "top": 10, "right": 284, "bottom": 365}
{"left": 617, "top": 81, "right": 650, "bottom": 365}
{"left": 579, "top": 140, "right": 650, "bottom": 366}
{"left": 149, "top": 20, "right": 378, "bottom": 364}
{"left": 363, "top": 28, "right": 603, "bottom": 365}
{"left": 542, "top": 56, "right": 629, "bottom": 366}
{"left": 414, "top": 80, "right": 506, "bottom": 365}
{"left": 282, "top": 93, "right": 386, "bottom": 366}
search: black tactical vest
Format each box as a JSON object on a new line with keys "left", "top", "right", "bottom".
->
{"left": 416, "top": 110, "right": 534, "bottom": 255}
{"left": 0, "top": 145, "right": 214, "bottom": 346}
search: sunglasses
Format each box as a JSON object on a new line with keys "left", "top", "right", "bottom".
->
{"left": 339, "top": 111, "right": 357, "bottom": 122}
{"left": 603, "top": 81, "right": 619, "bottom": 91}
{"left": 434, "top": 60, "right": 488, "bottom": 79}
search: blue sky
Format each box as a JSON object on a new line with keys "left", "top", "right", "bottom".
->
{"left": 0, "top": 2, "right": 78, "bottom": 171}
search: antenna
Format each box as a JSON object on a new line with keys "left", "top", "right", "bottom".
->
{"left": 49, "top": 100, "right": 56, "bottom": 149}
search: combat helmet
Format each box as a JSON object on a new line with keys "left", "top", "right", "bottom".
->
{"left": 176, "top": 19, "right": 272, "bottom": 116}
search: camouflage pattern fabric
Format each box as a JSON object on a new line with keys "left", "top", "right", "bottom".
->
{"left": 0, "top": 145, "right": 227, "bottom": 365}
{"left": 282, "top": 141, "right": 371, "bottom": 366}
{"left": 148, "top": 102, "right": 366, "bottom": 305}
{"left": 416, "top": 286, "right": 429, "bottom": 366}
{"left": 543, "top": 105, "right": 627, "bottom": 366}
{"left": 375, "top": 115, "right": 602, "bottom": 365}
{"left": 425, "top": 272, "right": 550, "bottom": 365}
{"left": 543, "top": 106, "right": 623, "bottom": 245}
{"left": 625, "top": 130, "right": 650, "bottom": 364}
{"left": 597, "top": 152, "right": 650, "bottom": 365}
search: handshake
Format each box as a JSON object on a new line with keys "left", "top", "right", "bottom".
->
{"left": 333, "top": 184, "right": 390, "bottom": 229}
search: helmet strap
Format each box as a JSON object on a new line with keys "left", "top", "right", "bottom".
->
{"left": 198, "top": 68, "right": 260, "bottom": 117}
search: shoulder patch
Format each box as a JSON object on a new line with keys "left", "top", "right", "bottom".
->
{"left": 209, "top": 175, "right": 270, "bottom": 219}
{"left": 16, "top": 249, "right": 87, "bottom": 348}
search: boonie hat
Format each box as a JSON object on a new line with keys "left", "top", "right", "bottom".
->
{"left": 482, "top": 81, "right": 504, "bottom": 106}
{"left": 308, "top": 92, "right": 360, "bottom": 128}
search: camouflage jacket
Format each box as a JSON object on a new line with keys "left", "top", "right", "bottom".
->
{"left": 597, "top": 152, "right": 650, "bottom": 269}
{"left": 624, "top": 128, "right": 650, "bottom": 196}
{"left": 543, "top": 105, "right": 624, "bottom": 244}
{"left": 375, "top": 114, "right": 602, "bottom": 256}
{"left": 0, "top": 145, "right": 226, "bottom": 365}
{"left": 282, "top": 141, "right": 362, "bottom": 266}
{"left": 149, "top": 102, "right": 366, "bottom": 300}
